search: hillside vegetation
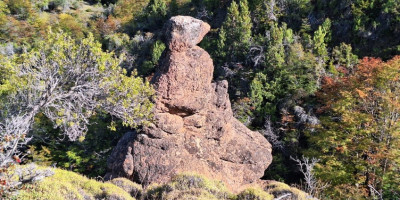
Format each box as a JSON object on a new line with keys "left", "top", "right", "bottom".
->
{"left": 1, "top": 0, "right": 400, "bottom": 199}
{"left": 15, "top": 167, "right": 310, "bottom": 200}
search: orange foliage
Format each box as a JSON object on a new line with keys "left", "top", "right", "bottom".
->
{"left": 317, "top": 57, "right": 389, "bottom": 112}
{"left": 312, "top": 56, "right": 400, "bottom": 198}
{"left": 6, "top": 16, "right": 34, "bottom": 43}
{"left": 95, "top": 16, "right": 121, "bottom": 37}
{"left": 355, "top": 88, "right": 367, "bottom": 98}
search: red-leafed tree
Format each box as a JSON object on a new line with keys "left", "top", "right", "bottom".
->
{"left": 306, "top": 57, "right": 400, "bottom": 199}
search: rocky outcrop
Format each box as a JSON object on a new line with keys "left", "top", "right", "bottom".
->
{"left": 106, "top": 16, "right": 272, "bottom": 192}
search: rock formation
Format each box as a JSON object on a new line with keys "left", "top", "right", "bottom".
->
{"left": 106, "top": 16, "right": 272, "bottom": 192}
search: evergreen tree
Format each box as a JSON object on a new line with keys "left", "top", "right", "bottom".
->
{"left": 135, "top": 0, "right": 168, "bottom": 31}
{"left": 141, "top": 39, "right": 166, "bottom": 76}
{"left": 239, "top": 0, "right": 252, "bottom": 49}
{"left": 250, "top": 23, "right": 319, "bottom": 124}
{"left": 331, "top": 43, "right": 358, "bottom": 70}
{"left": 265, "top": 23, "right": 285, "bottom": 70}
{"left": 312, "top": 18, "right": 331, "bottom": 63}
{"left": 312, "top": 18, "right": 331, "bottom": 83}
{"left": 216, "top": 26, "right": 227, "bottom": 61}
{"left": 217, "top": 0, "right": 252, "bottom": 64}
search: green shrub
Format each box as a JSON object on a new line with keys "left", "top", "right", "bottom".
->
{"left": 331, "top": 43, "right": 358, "bottom": 69}
{"left": 109, "top": 178, "right": 143, "bottom": 199}
{"left": 263, "top": 181, "right": 310, "bottom": 200}
{"left": 4, "top": 0, "right": 34, "bottom": 20}
{"left": 143, "top": 173, "right": 234, "bottom": 200}
{"left": 237, "top": 187, "right": 274, "bottom": 200}
{"left": 16, "top": 168, "right": 135, "bottom": 200}
{"left": 139, "top": 39, "right": 165, "bottom": 76}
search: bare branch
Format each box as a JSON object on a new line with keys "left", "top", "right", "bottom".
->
{"left": 291, "top": 155, "right": 329, "bottom": 197}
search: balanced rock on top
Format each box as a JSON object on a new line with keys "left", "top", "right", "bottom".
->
{"left": 106, "top": 16, "right": 272, "bottom": 192}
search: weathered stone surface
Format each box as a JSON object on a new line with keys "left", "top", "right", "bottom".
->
{"left": 164, "top": 16, "right": 211, "bottom": 52}
{"left": 106, "top": 16, "right": 272, "bottom": 192}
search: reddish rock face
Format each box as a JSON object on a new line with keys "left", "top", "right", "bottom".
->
{"left": 106, "top": 16, "right": 272, "bottom": 192}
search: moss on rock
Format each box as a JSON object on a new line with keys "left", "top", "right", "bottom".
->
{"left": 109, "top": 177, "right": 143, "bottom": 199}
{"left": 263, "top": 181, "right": 312, "bottom": 200}
{"left": 13, "top": 168, "right": 312, "bottom": 200}
{"left": 143, "top": 173, "right": 235, "bottom": 200}
{"left": 16, "top": 168, "right": 135, "bottom": 200}
{"left": 237, "top": 187, "right": 274, "bottom": 200}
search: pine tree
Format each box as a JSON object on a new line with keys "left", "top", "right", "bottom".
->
{"left": 217, "top": 0, "right": 252, "bottom": 63}
{"left": 313, "top": 18, "right": 331, "bottom": 61}
{"left": 312, "top": 18, "right": 331, "bottom": 80}
{"left": 223, "top": 0, "right": 240, "bottom": 61}
{"left": 216, "top": 26, "right": 227, "bottom": 60}
{"left": 239, "top": 0, "right": 252, "bottom": 50}
{"left": 265, "top": 23, "right": 285, "bottom": 69}
{"left": 136, "top": 0, "right": 168, "bottom": 31}
{"left": 250, "top": 23, "right": 319, "bottom": 124}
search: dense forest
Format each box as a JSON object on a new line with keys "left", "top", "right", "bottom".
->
{"left": 1, "top": 0, "right": 400, "bottom": 199}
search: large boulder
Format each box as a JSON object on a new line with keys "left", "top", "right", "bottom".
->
{"left": 106, "top": 16, "right": 272, "bottom": 192}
